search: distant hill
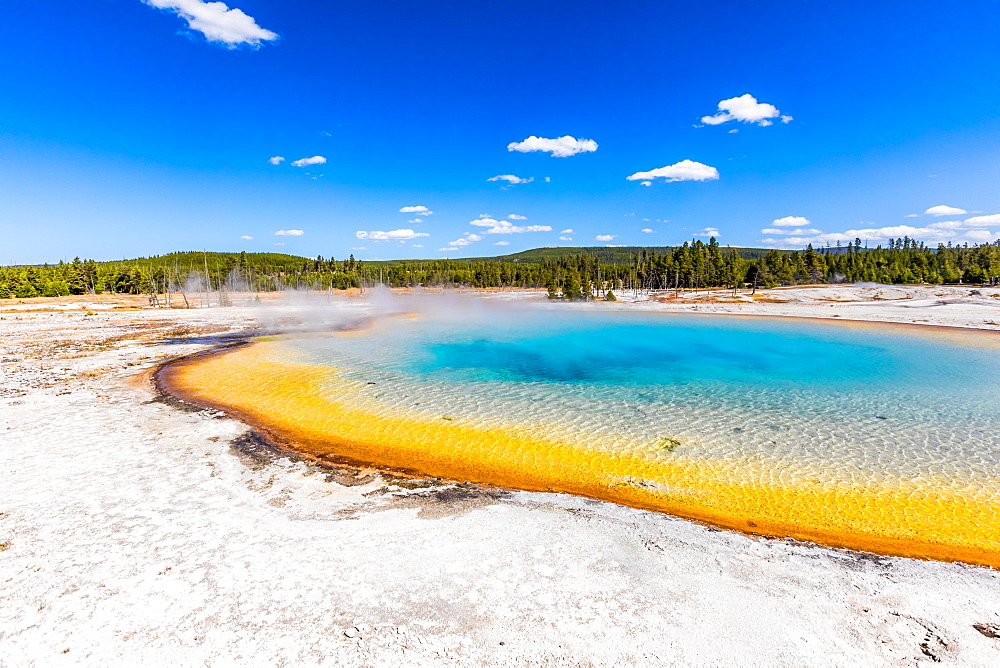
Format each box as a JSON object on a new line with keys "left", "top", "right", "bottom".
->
{"left": 98, "top": 251, "right": 313, "bottom": 272}
{"left": 85, "top": 246, "right": 792, "bottom": 269}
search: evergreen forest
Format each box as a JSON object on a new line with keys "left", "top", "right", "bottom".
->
{"left": 2, "top": 237, "right": 998, "bottom": 301}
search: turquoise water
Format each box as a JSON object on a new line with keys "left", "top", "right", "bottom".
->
{"left": 290, "top": 309, "right": 1000, "bottom": 480}
{"left": 410, "top": 317, "right": 932, "bottom": 387}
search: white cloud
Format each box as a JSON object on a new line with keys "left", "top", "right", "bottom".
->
{"left": 700, "top": 94, "right": 789, "bottom": 126}
{"left": 508, "top": 214, "right": 527, "bottom": 220}
{"left": 760, "top": 223, "right": 997, "bottom": 249}
{"left": 488, "top": 174, "right": 533, "bottom": 184}
{"left": 356, "top": 229, "right": 430, "bottom": 241}
{"left": 771, "top": 216, "right": 812, "bottom": 227}
{"left": 470, "top": 218, "right": 502, "bottom": 227}
{"left": 399, "top": 205, "right": 431, "bottom": 213}
{"left": 144, "top": 0, "right": 278, "bottom": 47}
{"left": 291, "top": 155, "right": 326, "bottom": 167}
{"left": 448, "top": 233, "right": 483, "bottom": 247}
{"left": 904, "top": 213, "right": 920, "bottom": 218}
{"left": 695, "top": 227, "right": 720, "bottom": 237}
{"left": 506, "top": 136, "right": 598, "bottom": 157}
{"left": 240, "top": 235, "right": 253, "bottom": 240}
{"left": 640, "top": 180, "right": 652, "bottom": 186}
{"left": 494, "top": 241, "right": 511, "bottom": 246}
{"left": 437, "top": 248, "right": 459, "bottom": 252}
{"left": 274, "top": 229, "right": 304, "bottom": 236}
{"left": 559, "top": 236, "right": 573, "bottom": 241}
{"left": 267, "top": 156, "right": 284, "bottom": 165}
{"left": 925, "top": 205, "right": 967, "bottom": 216}
{"left": 641, "top": 228, "right": 655, "bottom": 233}
{"left": 963, "top": 214, "right": 1000, "bottom": 226}
{"left": 560, "top": 228, "right": 574, "bottom": 234}
{"left": 408, "top": 218, "right": 423, "bottom": 223}
{"left": 351, "top": 246, "right": 368, "bottom": 251}
{"left": 412, "top": 244, "right": 424, "bottom": 248}
{"left": 627, "top": 160, "right": 719, "bottom": 183}
{"left": 924, "top": 216, "right": 1000, "bottom": 230}
{"left": 595, "top": 234, "right": 617, "bottom": 242}
{"left": 544, "top": 177, "right": 551, "bottom": 182}
{"left": 760, "top": 227, "right": 822, "bottom": 235}
{"left": 469, "top": 218, "right": 551, "bottom": 234}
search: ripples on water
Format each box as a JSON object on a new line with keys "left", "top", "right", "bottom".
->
{"left": 173, "top": 308, "right": 1000, "bottom": 564}
{"left": 293, "top": 312, "right": 1000, "bottom": 481}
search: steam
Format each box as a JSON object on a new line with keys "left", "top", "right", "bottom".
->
{"left": 146, "top": 267, "right": 624, "bottom": 338}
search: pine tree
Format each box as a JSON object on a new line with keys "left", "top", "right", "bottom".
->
{"left": 546, "top": 274, "right": 560, "bottom": 299}
{"left": 562, "top": 271, "right": 582, "bottom": 300}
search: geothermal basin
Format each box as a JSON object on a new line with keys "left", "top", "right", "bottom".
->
{"left": 159, "top": 306, "right": 1000, "bottom": 567}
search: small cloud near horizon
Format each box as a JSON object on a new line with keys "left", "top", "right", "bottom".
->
{"left": 924, "top": 205, "right": 967, "bottom": 216}
{"left": 400, "top": 205, "right": 431, "bottom": 214}
{"left": 240, "top": 235, "right": 253, "bottom": 240}
{"left": 595, "top": 234, "right": 617, "bottom": 242}
{"left": 356, "top": 229, "right": 429, "bottom": 241}
{"left": 760, "top": 219, "right": 998, "bottom": 249}
{"left": 761, "top": 227, "right": 822, "bottom": 235}
{"left": 469, "top": 218, "right": 551, "bottom": 234}
{"left": 447, "top": 233, "right": 482, "bottom": 248}
{"left": 274, "top": 229, "right": 304, "bottom": 236}
{"left": 771, "top": 216, "right": 811, "bottom": 227}
{"left": 964, "top": 214, "right": 1000, "bottom": 225}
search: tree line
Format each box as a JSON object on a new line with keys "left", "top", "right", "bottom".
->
{"left": 1, "top": 238, "right": 998, "bottom": 301}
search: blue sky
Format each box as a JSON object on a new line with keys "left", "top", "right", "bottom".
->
{"left": 1, "top": 0, "right": 998, "bottom": 263}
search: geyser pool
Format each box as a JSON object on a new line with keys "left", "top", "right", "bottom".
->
{"left": 161, "top": 309, "right": 1000, "bottom": 567}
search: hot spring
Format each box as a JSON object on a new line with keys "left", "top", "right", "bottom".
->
{"left": 160, "top": 306, "right": 1000, "bottom": 567}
